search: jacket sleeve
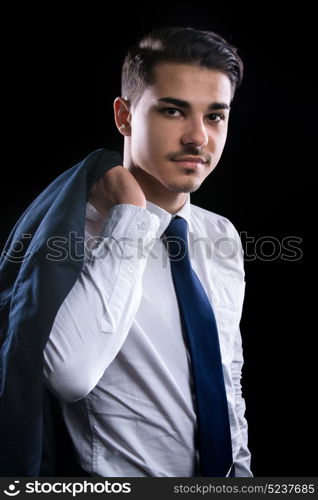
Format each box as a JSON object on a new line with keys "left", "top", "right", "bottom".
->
{"left": 0, "top": 148, "right": 123, "bottom": 475}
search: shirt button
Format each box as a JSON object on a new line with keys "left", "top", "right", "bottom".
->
{"left": 127, "top": 265, "right": 134, "bottom": 273}
{"left": 138, "top": 222, "right": 146, "bottom": 230}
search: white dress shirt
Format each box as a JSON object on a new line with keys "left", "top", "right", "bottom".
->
{"left": 44, "top": 196, "right": 252, "bottom": 477}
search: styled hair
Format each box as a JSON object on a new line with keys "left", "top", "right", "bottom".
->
{"left": 121, "top": 26, "right": 244, "bottom": 107}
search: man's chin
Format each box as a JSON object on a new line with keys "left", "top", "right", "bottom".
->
{"left": 166, "top": 180, "right": 202, "bottom": 193}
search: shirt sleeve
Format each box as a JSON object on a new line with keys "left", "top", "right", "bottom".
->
{"left": 43, "top": 203, "right": 161, "bottom": 403}
{"left": 229, "top": 224, "right": 253, "bottom": 477}
{"left": 231, "top": 327, "right": 253, "bottom": 476}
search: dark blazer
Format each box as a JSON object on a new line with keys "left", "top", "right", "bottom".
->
{"left": 0, "top": 148, "right": 122, "bottom": 476}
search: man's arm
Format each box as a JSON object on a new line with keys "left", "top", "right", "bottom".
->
{"left": 226, "top": 221, "right": 252, "bottom": 477}
{"left": 44, "top": 167, "right": 159, "bottom": 403}
{"left": 231, "top": 327, "right": 253, "bottom": 476}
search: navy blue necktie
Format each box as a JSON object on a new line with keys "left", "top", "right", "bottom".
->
{"left": 163, "top": 216, "right": 233, "bottom": 477}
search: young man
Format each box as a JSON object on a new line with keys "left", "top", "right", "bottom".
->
{"left": 0, "top": 27, "right": 251, "bottom": 477}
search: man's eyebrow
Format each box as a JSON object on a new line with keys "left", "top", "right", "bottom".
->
{"left": 157, "top": 97, "right": 230, "bottom": 111}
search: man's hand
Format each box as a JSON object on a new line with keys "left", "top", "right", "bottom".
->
{"left": 88, "top": 165, "right": 146, "bottom": 219}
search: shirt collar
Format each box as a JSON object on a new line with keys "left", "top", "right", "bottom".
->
{"left": 146, "top": 194, "right": 192, "bottom": 236}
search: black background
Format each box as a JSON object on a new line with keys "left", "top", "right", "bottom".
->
{"left": 2, "top": 3, "right": 314, "bottom": 476}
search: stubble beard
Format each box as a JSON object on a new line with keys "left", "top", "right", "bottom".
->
{"left": 168, "top": 183, "right": 201, "bottom": 193}
{"left": 166, "top": 172, "right": 203, "bottom": 193}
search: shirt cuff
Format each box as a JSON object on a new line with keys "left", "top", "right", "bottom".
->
{"left": 100, "top": 203, "right": 160, "bottom": 240}
{"left": 83, "top": 204, "right": 161, "bottom": 334}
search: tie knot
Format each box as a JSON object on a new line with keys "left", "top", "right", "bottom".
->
{"left": 163, "top": 216, "right": 189, "bottom": 261}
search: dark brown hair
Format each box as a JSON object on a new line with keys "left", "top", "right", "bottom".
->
{"left": 121, "top": 26, "right": 243, "bottom": 107}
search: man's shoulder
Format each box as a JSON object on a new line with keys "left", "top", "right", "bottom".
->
{"left": 190, "top": 203, "right": 245, "bottom": 275}
{"left": 190, "top": 202, "right": 240, "bottom": 239}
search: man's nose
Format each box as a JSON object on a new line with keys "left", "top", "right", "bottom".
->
{"left": 181, "top": 119, "right": 208, "bottom": 148}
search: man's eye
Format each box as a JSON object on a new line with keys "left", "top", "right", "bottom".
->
{"left": 162, "top": 107, "right": 182, "bottom": 116}
{"left": 208, "top": 113, "right": 225, "bottom": 122}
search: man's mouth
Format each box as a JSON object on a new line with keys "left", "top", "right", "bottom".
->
{"left": 171, "top": 156, "right": 208, "bottom": 169}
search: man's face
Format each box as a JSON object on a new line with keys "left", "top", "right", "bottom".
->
{"left": 128, "top": 62, "right": 232, "bottom": 194}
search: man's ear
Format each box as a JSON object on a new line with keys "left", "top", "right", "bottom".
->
{"left": 113, "top": 97, "right": 132, "bottom": 136}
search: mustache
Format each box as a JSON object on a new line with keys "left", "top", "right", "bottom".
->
{"left": 168, "top": 148, "right": 210, "bottom": 164}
